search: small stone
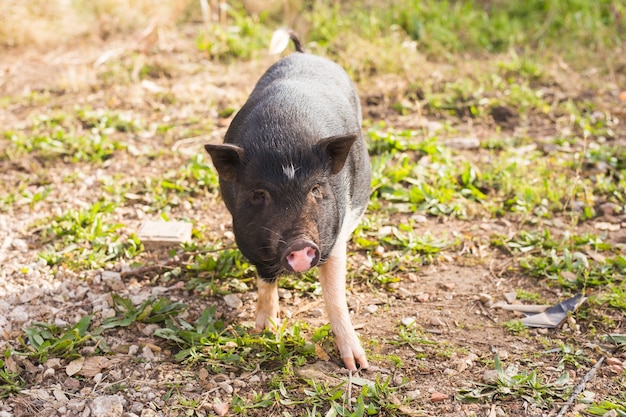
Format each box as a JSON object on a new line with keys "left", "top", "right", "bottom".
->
{"left": 43, "top": 368, "right": 55, "bottom": 378}
{"left": 130, "top": 403, "right": 143, "bottom": 414}
{"left": 400, "top": 317, "right": 416, "bottom": 327}
{"left": 67, "top": 399, "right": 87, "bottom": 412}
{"left": 45, "top": 358, "right": 62, "bottom": 369}
{"left": 53, "top": 389, "right": 69, "bottom": 403}
{"left": 277, "top": 288, "right": 292, "bottom": 299}
{"left": 411, "top": 214, "right": 428, "bottom": 223}
{"left": 430, "top": 316, "right": 445, "bottom": 327}
{"left": 100, "top": 271, "right": 124, "bottom": 291}
{"left": 479, "top": 293, "right": 493, "bottom": 305}
{"left": 397, "top": 288, "right": 412, "bottom": 298}
{"left": 503, "top": 292, "right": 517, "bottom": 304}
{"left": 606, "top": 357, "right": 624, "bottom": 367}
{"left": 218, "top": 381, "right": 234, "bottom": 394}
{"left": 140, "top": 409, "right": 158, "bottom": 417}
{"left": 365, "top": 305, "right": 378, "bottom": 314}
{"left": 213, "top": 403, "right": 229, "bottom": 416}
{"left": 142, "top": 345, "right": 155, "bottom": 361}
{"left": 249, "top": 375, "right": 261, "bottom": 383}
{"left": 140, "top": 323, "right": 160, "bottom": 337}
{"left": 64, "top": 376, "right": 81, "bottom": 391}
{"left": 128, "top": 345, "right": 139, "bottom": 356}
{"left": 416, "top": 293, "right": 429, "bottom": 303}
{"left": 224, "top": 294, "right": 243, "bottom": 309}
{"left": 90, "top": 395, "right": 124, "bottom": 417}
{"left": 483, "top": 369, "right": 499, "bottom": 384}
{"left": 430, "top": 392, "right": 449, "bottom": 402}
{"left": 310, "top": 308, "right": 323, "bottom": 318}
{"left": 441, "top": 283, "right": 456, "bottom": 291}
{"left": 406, "top": 389, "right": 420, "bottom": 400}
{"left": 443, "top": 137, "right": 480, "bottom": 150}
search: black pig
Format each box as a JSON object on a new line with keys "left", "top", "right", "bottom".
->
{"left": 204, "top": 35, "right": 371, "bottom": 370}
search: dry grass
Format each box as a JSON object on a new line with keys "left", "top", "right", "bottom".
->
{"left": 0, "top": 0, "right": 193, "bottom": 48}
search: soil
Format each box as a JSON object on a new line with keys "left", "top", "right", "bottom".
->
{"left": 0, "top": 24, "right": 624, "bottom": 417}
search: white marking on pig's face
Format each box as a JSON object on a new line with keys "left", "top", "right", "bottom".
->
{"left": 282, "top": 163, "right": 297, "bottom": 180}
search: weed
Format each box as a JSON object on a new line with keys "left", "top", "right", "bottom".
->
{"left": 155, "top": 306, "right": 315, "bottom": 373}
{"left": 96, "top": 295, "right": 187, "bottom": 333}
{"left": 20, "top": 315, "right": 96, "bottom": 363}
{"left": 34, "top": 201, "right": 141, "bottom": 270}
{"left": 458, "top": 354, "right": 571, "bottom": 407}
{"left": 0, "top": 351, "right": 23, "bottom": 399}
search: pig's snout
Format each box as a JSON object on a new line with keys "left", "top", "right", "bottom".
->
{"left": 283, "top": 240, "right": 320, "bottom": 273}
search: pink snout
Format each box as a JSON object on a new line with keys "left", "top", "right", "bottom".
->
{"left": 283, "top": 240, "right": 320, "bottom": 273}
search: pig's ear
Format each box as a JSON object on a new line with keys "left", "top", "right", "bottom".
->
{"left": 318, "top": 134, "right": 358, "bottom": 175}
{"left": 204, "top": 143, "right": 244, "bottom": 182}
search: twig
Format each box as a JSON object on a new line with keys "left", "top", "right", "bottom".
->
{"left": 555, "top": 356, "right": 605, "bottom": 417}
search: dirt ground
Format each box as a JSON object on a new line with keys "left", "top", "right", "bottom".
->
{"left": 0, "top": 22, "right": 625, "bottom": 417}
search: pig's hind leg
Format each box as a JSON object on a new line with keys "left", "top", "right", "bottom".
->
{"left": 318, "top": 234, "right": 369, "bottom": 371}
{"left": 254, "top": 278, "right": 280, "bottom": 331}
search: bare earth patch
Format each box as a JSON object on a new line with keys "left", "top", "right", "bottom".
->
{"left": 1, "top": 25, "right": 625, "bottom": 417}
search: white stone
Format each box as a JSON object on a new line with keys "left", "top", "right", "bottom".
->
{"left": 90, "top": 395, "right": 124, "bottom": 417}
{"left": 224, "top": 294, "right": 243, "bottom": 309}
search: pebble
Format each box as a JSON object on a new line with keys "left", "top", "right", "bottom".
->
{"left": 213, "top": 403, "right": 229, "bottom": 416}
{"left": 277, "top": 288, "right": 292, "bottom": 299}
{"left": 223, "top": 294, "right": 243, "bottom": 309}
{"left": 53, "top": 389, "right": 69, "bottom": 403}
{"left": 411, "top": 214, "right": 428, "bottom": 223}
{"left": 430, "top": 391, "right": 449, "bottom": 402}
{"left": 218, "top": 381, "right": 234, "bottom": 394}
{"left": 128, "top": 345, "right": 140, "bottom": 356}
{"left": 483, "top": 369, "right": 499, "bottom": 384}
{"left": 416, "top": 293, "right": 429, "bottom": 303}
{"left": 140, "top": 323, "right": 160, "bottom": 337}
{"left": 142, "top": 345, "right": 156, "bottom": 361}
{"left": 396, "top": 288, "right": 412, "bottom": 298}
{"left": 67, "top": 399, "right": 87, "bottom": 412}
{"left": 130, "top": 402, "right": 144, "bottom": 414}
{"left": 406, "top": 389, "right": 420, "bottom": 400}
{"left": 479, "top": 293, "right": 493, "bottom": 305}
{"left": 430, "top": 316, "right": 445, "bottom": 327}
{"left": 443, "top": 137, "right": 480, "bottom": 150}
{"left": 249, "top": 375, "right": 261, "bottom": 383}
{"left": 90, "top": 395, "right": 124, "bottom": 417}
{"left": 400, "top": 317, "right": 416, "bottom": 327}
{"left": 100, "top": 271, "right": 124, "bottom": 291}
{"left": 310, "top": 308, "right": 323, "bottom": 318}
{"left": 365, "top": 305, "right": 378, "bottom": 314}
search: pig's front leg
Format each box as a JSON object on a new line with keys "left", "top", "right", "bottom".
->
{"left": 254, "top": 278, "right": 280, "bottom": 331}
{"left": 318, "top": 237, "right": 369, "bottom": 371}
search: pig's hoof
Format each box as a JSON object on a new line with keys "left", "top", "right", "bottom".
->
{"left": 340, "top": 345, "right": 369, "bottom": 371}
{"left": 254, "top": 315, "right": 280, "bottom": 332}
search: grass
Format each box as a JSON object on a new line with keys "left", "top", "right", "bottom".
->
{"left": 1, "top": 0, "right": 626, "bottom": 414}
{"left": 457, "top": 353, "right": 572, "bottom": 407}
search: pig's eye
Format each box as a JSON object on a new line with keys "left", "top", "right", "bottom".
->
{"left": 310, "top": 185, "right": 323, "bottom": 199}
{"left": 250, "top": 189, "right": 269, "bottom": 206}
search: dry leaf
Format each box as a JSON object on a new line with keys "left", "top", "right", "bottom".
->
{"left": 66, "top": 357, "right": 85, "bottom": 376}
{"left": 315, "top": 344, "right": 330, "bottom": 361}
{"left": 78, "top": 356, "right": 111, "bottom": 378}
